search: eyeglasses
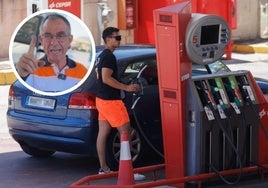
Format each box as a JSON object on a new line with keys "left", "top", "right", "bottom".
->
{"left": 109, "top": 35, "right": 122, "bottom": 41}
{"left": 41, "top": 33, "right": 70, "bottom": 43}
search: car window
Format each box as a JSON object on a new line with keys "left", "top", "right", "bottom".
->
{"left": 121, "top": 59, "right": 158, "bottom": 85}
{"left": 192, "top": 63, "right": 208, "bottom": 75}
{"left": 207, "top": 60, "right": 230, "bottom": 74}
{"left": 120, "top": 57, "right": 230, "bottom": 85}
{"left": 12, "top": 16, "right": 42, "bottom": 64}
{"left": 192, "top": 60, "right": 230, "bottom": 76}
{"left": 15, "top": 16, "right": 41, "bottom": 45}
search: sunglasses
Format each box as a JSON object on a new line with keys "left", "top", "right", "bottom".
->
{"left": 109, "top": 35, "right": 122, "bottom": 41}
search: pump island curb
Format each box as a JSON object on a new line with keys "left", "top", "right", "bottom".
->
{"left": 0, "top": 61, "right": 16, "bottom": 85}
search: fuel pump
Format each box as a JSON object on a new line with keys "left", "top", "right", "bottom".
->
{"left": 154, "top": 2, "right": 261, "bottom": 187}
{"left": 184, "top": 14, "right": 260, "bottom": 185}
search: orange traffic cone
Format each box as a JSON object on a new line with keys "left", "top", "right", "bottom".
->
{"left": 117, "top": 131, "right": 135, "bottom": 185}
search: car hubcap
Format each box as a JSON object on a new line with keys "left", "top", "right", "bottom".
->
{"left": 112, "top": 129, "right": 141, "bottom": 162}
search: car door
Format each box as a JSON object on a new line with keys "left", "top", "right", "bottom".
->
{"left": 120, "top": 57, "right": 163, "bottom": 154}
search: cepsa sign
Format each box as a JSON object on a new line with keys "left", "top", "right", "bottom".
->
{"left": 48, "top": 0, "right": 81, "bottom": 18}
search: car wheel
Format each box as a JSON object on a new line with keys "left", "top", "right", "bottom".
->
{"left": 20, "top": 143, "right": 55, "bottom": 157}
{"left": 106, "top": 128, "right": 144, "bottom": 170}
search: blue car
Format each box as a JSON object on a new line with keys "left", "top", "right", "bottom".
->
{"left": 7, "top": 45, "right": 268, "bottom": 170}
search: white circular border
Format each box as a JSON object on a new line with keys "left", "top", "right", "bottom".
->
{"left": 9, "top": 9, "right": 96, "bottom": 96}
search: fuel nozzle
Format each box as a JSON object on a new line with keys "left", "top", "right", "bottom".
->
{"left": 211, "top": 86, "right": 226, "bottom": 110}
{"left": 237, "top": 75, "right": 254, "bottom": 103}
{"left": 232, "top": 85, "right": 243, "bottom": 106}
{"left": 131, "top": 65, "right": 148, "bottom": 108}
{"left": 241, "top": 75, "right": 249, "bottom": 85}
{"left": 222, "top": 81, "right": 241, "bottom": 114}
{"left": 131, "top": 65, "right": 148, "bottom": 95}
{"left": 223, "top": 78, "right": 243, "bottom": 107}
{"left": 201, "top": 80, "right": 216, "bottom": 108}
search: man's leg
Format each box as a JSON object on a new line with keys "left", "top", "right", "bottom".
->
{"left": 97, "top": 120, "right": 111, "bottom": 171}
{"left": 117, "top": 122, "right": 131, "bottom": 137}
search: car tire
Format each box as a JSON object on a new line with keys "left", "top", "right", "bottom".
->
{"left": 20, "top": 143, "right": 55, "bottom": 157}
{"left": 106, "top": 127, "right": 144, "bottom": 170}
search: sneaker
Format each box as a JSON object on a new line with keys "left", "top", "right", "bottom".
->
{"left": 98, "top": 167, "right": 111, "bottom": 174}
{"left": 134, "top": 173, "right": 146, "bottom": 181}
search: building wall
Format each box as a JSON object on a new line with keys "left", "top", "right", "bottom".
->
{"left": 0, "top": 0, "right": 27, "bottom": 59}
{"left": 232, "top": 0, "right": 259, "bottom": 40}
{"left": 259, "top": 0, "right": 268, "bottom": 38}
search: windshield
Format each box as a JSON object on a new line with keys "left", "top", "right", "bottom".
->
{"left": 15, "top": 16, "right": 41, "bottom": 45}
{"left": 96, "top": 48, "right": 230, "bottom": 77}
{"left": 192, "top": 60, "right": 230, "bottom": 76}
{"left": 207, "top": 60, "right": 231, "bottom": 74}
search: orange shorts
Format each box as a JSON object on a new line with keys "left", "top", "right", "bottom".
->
{"left": 96, "top": 97, "right": 130, "bottom": 127}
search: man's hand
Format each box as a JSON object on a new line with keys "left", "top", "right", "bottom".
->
{"left": 17, "top": 37, "right": 45, "bottom": 78}
{"left": 125, "top": 84, "right": 140, "bottom": 92}
{"left": 101, "top": 68, "right": 140, "bottom": 92}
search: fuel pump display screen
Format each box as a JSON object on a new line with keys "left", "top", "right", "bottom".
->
{"left": 185, "top": 13, "right": 230, "bottom": 64}
{"left": 200, "top": 25, "right": 219, "bottom": 45}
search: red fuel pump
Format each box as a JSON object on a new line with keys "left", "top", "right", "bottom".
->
{"left": 153, "top": 2, "right": 192, "bottom": 185}
{"left": 154, "top": 0, "right": 265, "bottom": 186}
{"left": 154, "top": 1, "right": 268, "bottom": 187}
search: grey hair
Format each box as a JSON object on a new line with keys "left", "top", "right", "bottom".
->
{"left": 39, "top": 13, "right": 71, "bottom": 35}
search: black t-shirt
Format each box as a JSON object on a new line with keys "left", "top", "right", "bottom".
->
{"left": 95, "top": 49, "right": 121, "bottom": 100}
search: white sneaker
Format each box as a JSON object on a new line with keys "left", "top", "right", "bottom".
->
{"left": 134, "top": 173, "right": 146, "bottom": 181}
{"left": 98, "top": 167, "right": 111, "bottom": 174}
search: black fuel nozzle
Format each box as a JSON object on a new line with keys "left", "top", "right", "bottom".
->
{"left": 212, "top": 86, "right": 226, "bottom": 111}
{"left": 232, "top": 86, "right": 243, "bottom": 106}
{"left": 237, "top": 80, "right": 251, "bottom": 103}
{"left": 131, "top": 78, "right": 140, "bottom": 97}
{"left": 211, "top": 87, "right": 221, "bottom": 103}
{"left": 241, "top": 75, "right": 249, "bottom": 85}
{"left": 131, "top": 65, "right": 148, "bottom": 109}
{"left": 132, "top": 65, "right": 148, "bottom": 96}
{"left": 225, "top": 82, "right": 242, "bottom": 106}
{"left": 234, "top": 75, "right": 251, "bottom": 103}
{"left": 201, "top": 81, "right": 216, "bottom": 108}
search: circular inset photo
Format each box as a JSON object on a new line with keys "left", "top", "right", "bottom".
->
{"left": 9, "top": 9, "right": 96, "bottom": 96}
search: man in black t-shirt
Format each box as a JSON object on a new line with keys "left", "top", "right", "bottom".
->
{"left": 95, "top": 47, "right": 121, "bottom": 100}
{"left": 95, "top": 27, "right": 145, "bottom": 181}
{"left": 96, "top": 27, "right": 145, "bottom": 180}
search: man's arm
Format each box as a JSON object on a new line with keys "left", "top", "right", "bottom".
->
{"left": 102, "top": 68, "right": 139, "bottom": 92}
